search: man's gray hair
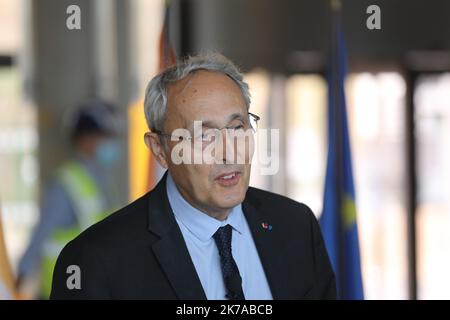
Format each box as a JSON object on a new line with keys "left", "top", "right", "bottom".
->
{"left": 144, "top": 52, "right": 251, "bottom": 132}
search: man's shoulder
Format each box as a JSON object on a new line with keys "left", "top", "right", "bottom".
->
{"left": 50, "top": 192, "right": 155, "bottom": 299}
{"left": 64, "top": 192, "right": 152, "bottom": 252}
{"left": 245, "top": 186, "right": 316, "bottom": 224}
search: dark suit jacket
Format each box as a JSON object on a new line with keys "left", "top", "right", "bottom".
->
{"left": 50, "top": 173, "right": 336, "bottom": 300}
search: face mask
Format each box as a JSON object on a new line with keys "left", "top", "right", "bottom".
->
{"left": 95, "top": 140, "right": 121, "bottom": 167}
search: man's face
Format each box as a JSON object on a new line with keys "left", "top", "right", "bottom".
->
{"left": 162, "top": 70, "right": 253, "bottom": 219}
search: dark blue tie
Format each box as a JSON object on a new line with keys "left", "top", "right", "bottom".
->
{"left": 213, "top": 224, "right": 245, "bottom": 300}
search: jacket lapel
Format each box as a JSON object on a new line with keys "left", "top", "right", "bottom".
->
{"left": 146, "top": 173, "right": 207, "bottom": 300}
{"left": 242, "top": 192, "right": 313, "bottom": 299}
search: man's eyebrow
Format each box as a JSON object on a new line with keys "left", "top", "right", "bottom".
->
{"left": 199, "top": 113, "right": 246, "bottom": 129}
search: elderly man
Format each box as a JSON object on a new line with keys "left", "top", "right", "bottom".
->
{"left": 50, "top": 53, "right": 336, "bottom": 300}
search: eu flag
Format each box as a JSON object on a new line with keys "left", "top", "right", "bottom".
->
{"left": 319, "top": 0, "right": 364, "bottom": 300}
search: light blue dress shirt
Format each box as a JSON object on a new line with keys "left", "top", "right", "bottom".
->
{"left": 166, "top": 173, "right": 273, "bottom": 300}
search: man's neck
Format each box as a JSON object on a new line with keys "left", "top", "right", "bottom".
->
{"left": 167, "top": 173, "right": 232, "bottom": 221}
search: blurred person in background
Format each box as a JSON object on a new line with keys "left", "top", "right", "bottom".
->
{"left": 17, "top": 100, "right": 122, "bottom": 299}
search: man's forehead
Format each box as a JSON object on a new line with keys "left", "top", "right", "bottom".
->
{"left": 167, "top": 70, "right": 242, "bottom": 104}
{"left": 164, "top": 70, "right": 247, "bottom": 127}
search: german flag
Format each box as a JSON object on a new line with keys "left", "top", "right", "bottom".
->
{"left": 147, "top": 0, "right": 177, "bottom": 190}
{"left": 128, "top": 0, "right": 177, "bottom": 201}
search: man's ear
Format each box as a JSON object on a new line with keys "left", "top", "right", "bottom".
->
{"left": 144, "top": 132, "right": 169, "bottom": 168}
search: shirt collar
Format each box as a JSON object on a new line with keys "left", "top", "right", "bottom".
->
{"left": 166, "top": 172, "right": 245, "bottom": 242}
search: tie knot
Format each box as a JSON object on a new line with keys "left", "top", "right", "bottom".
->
{"left": 213, "top": 224, "right": 233, "bottom": 256}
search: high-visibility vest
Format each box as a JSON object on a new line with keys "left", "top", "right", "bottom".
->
{"left": 40, "top": 161, "right": 110, "bottom": 298}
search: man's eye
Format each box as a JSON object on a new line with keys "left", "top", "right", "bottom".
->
{"left": 234, "top": 125, "right": 244, "bottom": 130}
{"left": 201, "top": 132, "right": 213, "bottom": 141}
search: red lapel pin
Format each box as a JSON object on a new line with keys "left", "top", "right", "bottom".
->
{"left": 261, "top": 222, "right": 273, "bottom": 231}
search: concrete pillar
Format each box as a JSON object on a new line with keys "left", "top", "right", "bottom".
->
{"left": 32, "top": 0, "right": 130, "bottom": 206}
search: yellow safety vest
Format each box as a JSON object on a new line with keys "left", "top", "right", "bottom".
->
{"left": 40, "top": 161, "right": 110, "bottom": 298}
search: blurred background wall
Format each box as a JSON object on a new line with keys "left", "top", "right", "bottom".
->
{"left": 1, "top": 0, "right": 450, "bottom": 299}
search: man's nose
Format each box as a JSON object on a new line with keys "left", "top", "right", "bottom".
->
{"left": 217, "top": 129, "right": 236, "bottom": 164}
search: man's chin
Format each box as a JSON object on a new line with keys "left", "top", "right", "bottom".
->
{"left": 213, "top": 190, "right": 246, "bottom": 209}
